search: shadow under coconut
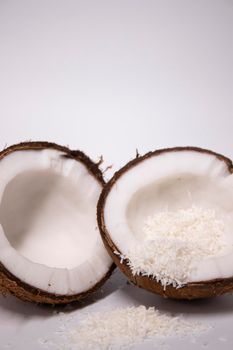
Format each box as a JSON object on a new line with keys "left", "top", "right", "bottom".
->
{"left": 120, "top": 281, "right": 233, "bottom": 316}
{"left": 50, "top": 269, "right": 126, "bottom": 313}
{"left": 0, "top": 269, "right": 122, "bottom": 319}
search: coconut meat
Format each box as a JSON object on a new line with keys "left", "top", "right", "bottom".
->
{"left": 104, "top": 150, "right": 233, "bottom": 284}
{"left": 0, "top": 149, "right": 112, "bottom": 295}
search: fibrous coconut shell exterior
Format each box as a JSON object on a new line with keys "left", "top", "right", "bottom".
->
{"left": 98, "top": 147, "right": 233, "bottom": 299}
{"left": 0, "top": 141, "right": 115, "bottom": 304}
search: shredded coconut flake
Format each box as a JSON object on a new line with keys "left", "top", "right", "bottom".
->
{"left": 124, "top": 206, "right": 227, "bottom": 288}
{"left": 68, "top": 306, "right": 208, "bottom": 350}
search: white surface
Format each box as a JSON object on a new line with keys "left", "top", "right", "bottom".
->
{"left": 0, "top": 0, "right": 233, "bottom": 349}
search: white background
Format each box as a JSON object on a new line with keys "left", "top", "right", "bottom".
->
{"left": 0, "top": 0, "right": 233, "bottom": 349}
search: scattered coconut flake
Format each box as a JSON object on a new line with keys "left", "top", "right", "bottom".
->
{"left": 64, "top": 306, "right": 209, "bottom": 350}
{"left": 218, "top": 336, "right": 227, "bottom": 342}
{"left": 124, "top": 206, "right": 227, "bottom": 288}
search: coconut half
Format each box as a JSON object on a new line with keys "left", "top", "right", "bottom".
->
{"left": 0, "top": 142, "right": 114, "bottom": 304}
{"left": 98, "top": 147, "right": 233, "bottom": 299}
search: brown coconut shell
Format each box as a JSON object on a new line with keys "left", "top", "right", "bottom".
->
{"left": 0, "top": 141, "right": 115, "bottom": 304}
{"left": 97, "top": 146, "right": 233, "bottom": 299}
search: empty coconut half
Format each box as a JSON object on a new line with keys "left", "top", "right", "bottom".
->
{"left": 98, "top": 147, "right": 233, "bottom": 299}
{"left": 0, "top": 142, "right": 114, "bottom": 304}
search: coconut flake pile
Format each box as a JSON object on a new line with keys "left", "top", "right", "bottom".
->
{"left": 123, "top": 206, "right": 227, "bottom": 288}
{"left": 66, "top": 306, "right": 208, "bottom": 350}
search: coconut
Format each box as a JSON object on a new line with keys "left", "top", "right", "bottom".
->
{"left": 98, "top": 147, "right": 233, "bottom": 299}
{"left": 0, "top": 142, "right": 114, "bottom": 304}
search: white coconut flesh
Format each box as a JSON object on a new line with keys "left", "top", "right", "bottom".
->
{"left": 104, "top": 150, "right": 233, "bottom": 287}
{"left": 0, "top": 149, "right": 112, "bottom": 295}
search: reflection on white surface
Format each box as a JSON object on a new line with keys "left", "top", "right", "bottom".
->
{"left": 0, "top": 0, "right": 233, "bottom": 349}
{"left": 0, "top": 270, "right": 233, "bottom": 349}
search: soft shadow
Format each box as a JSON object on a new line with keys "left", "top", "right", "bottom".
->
{"left": 58, "top": 269, "right": 127, "bottom": 312}
{"left": 120, "top": 282, "right": 233, "bottom": 315}
{"left": 0, "top": 269, "right": 122, "bottom": 319}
